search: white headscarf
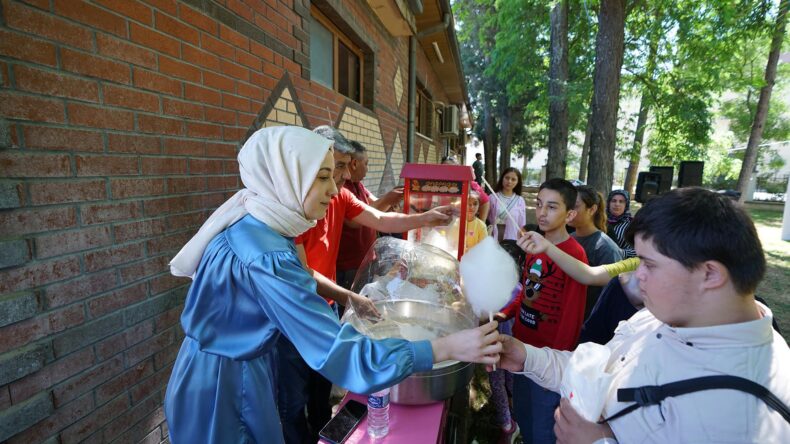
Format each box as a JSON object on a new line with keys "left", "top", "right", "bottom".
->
{"left": 170, "top": 126, "right": 333, "bottom": 278}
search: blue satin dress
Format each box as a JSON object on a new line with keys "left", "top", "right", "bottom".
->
{"left": 164, "top": 215, "right": 433, "bottom": 443}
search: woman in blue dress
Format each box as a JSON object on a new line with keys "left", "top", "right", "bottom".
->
{"left": 164, "top": 126, "right": 502, "bottom": 443}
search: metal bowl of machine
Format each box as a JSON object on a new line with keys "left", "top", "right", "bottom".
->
{"left": 341, "top": 299, "right": 476, "bottom": 405}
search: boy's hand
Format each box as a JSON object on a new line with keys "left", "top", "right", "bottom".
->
{"left": 554, "top": 398, "right": 615, "bottom": 444}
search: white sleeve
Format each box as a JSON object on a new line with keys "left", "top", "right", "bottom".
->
{"left": 513, "top": 343, "right": 573, "bottom": 392}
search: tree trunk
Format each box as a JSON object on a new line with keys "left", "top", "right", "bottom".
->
{"left": 624, "top": 95, "right": 649, "bottom": 195}
{"left": 736, "top": 0, "right": 789, "bottom": 202}
{"left": 483, "top": 101, "right": 498, "bottom": 189}
{"left": 546, "top": 0, "right": 569, "bottom": 179}
{"left": 499, "top": 105, "right": 513, "bottom": 173}
{"left": 579, "top": 110, "right": 593, "bottom": 182}
{"left": 587, "top": 0, "right": 626, "bottom": 197}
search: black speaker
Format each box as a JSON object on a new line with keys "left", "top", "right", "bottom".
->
{"left": 678, "top": 161, "right": 704, "bottom": 188}
{"left": 635, "top": 172, "right": 661, "bottom": 203}
{"left": 649, "top": 166, "right": 674, "bottom": 194}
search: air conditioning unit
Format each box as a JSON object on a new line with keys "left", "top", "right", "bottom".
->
{"left": 441, "top": 105, "right": 459, "bottom": 135}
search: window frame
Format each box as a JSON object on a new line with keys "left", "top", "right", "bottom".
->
{"left": 310, "top": 6, "right": 365, "bottom": 104}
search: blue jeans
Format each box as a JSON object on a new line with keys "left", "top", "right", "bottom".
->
{"left": 513, "top": 374, "right": 560, "bottom": 444}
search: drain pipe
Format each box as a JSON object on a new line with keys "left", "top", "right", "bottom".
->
{"left": 407, "top": 13, "right": 450, "bottom": 163}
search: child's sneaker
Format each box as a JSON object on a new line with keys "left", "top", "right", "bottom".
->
{"left": 497, "top": 418, "right": 519, "bottom": 444}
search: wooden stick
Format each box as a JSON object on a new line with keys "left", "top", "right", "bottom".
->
{"left": 489, "top": 310, "right": 497, "bottom": 371}
{"left": 480, "top": 176, "right": 525, "bottom": 236}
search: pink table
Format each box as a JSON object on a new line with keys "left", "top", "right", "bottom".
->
{"left": 319, "top": 393, "right": 448, "bottom": 444}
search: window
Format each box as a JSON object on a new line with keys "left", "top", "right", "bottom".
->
{"left": 309, "top": 7, "right": 363, "bottom": 103}
{"left": 416, "top": 86, "right": 434, "bottom": 137}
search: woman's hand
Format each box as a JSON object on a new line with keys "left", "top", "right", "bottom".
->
{"left": 554, "top": 398, "right": 615, "bottom": 444}
{"left": 488, "top": 334, "right": 526, "bottom": 372}
{"left": 517, "top": 231, "right": 550, "bottom": 254}
{"left": 431, "top": 320, "right": 501, "bottom": 364}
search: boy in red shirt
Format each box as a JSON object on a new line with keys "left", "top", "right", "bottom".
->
{"left": 501, "top": 178, "right": 588, "bottom": 444}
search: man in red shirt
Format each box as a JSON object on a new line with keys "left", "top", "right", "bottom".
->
{"left": 501, "top": 178, "right": 588, "bottom": 444}
{"left": 336, "top": 140, "right": 403, "bottom": 290}
{"left": 280, "top": 126, "right": 452, "bottom": 443}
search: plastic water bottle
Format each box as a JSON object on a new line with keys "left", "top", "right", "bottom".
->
{"left": 367, "top": 387, "right": 390, "bottom": 438}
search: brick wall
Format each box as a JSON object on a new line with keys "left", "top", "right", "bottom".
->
{"left": 0, "top": 0, "right": 458, "bottom": 442}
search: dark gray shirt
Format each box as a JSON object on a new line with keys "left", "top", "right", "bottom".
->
{"left": 572, "top": 230, "right": 624, "bottom": 319}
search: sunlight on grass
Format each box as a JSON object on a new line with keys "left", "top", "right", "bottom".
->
{"left": 752, "top": 208, "right": 790, "bottom": 339}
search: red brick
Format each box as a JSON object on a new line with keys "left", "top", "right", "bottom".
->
{"left": 0, "top": 304, "right": 83, "bottom": 355}
{"left": 204, "top": 106, "right": 236, "bottom": 124}
{"left": 48, "top": 299, "right": 87, "bottom": 333}
{"left": 126, "top": 330, "right": 173, "bottom": 366}
{"left": 0, "top": 385, "right": 10, "bottom": 411}
{"left": 237, "top": 111, "right": 256, "bottom": 128}
{"left": 104, "top": 392, "right": 161, "bottom": 439}
{"left": 219, "top": 24, "right": 249, "bottom": 51}
{"left": 184, "top": 83, "right": 221, "bottom": 106}
{"left": 24, "top": 125, "right": 103, "bottom": 152}
{"left": 76, "top": 154, "right": 139, "bottom": 176}
{"left": 203, "top": 70, "right": 234, "bottom": 92}
{"left": 188, "top": 191, "right": 226, "bottom": 210}
{"left": 0, "top": 29, "right": 57, "bottom": 67}
{"left": 235, "top": 49, "right": 261, "bottom": 71}
{"left": 146, "top": 231, "right": 191, "bottom": 255}
{"left": 162, "top": 137, "right": 205, "bottom": 156}
{"left": 159, "top": 55, "right": 201, "bottom": 82}
{"left": 138, "top": 114, "right": 184, "bottom": 135}
{"left": 219, "top": 59, "right": 249, "bottom": 82}
{"left": 187, "top": 121, "right": 223, "bottom": 139}
{"left": 29, "top": 179, "right": 106, "bottom": 205}
{"left": 223, "top": 159, "right": 239, "bottom": 173}
{"left": 9, "top": 347, "right": 94, "bottom": 404}
{"left": 133, "top": 67, "right": 182, "bottom": 96}
{"left": 45, "top": 269, "right": 118, "bottom": 308}
{"left": 141, "top": 156, "right": 187, "bottom": 175}
{"left": 167, "top": 177, "right": 204, "bottom": 194}
{"left": 119, "top": 255, "right": 169, "bottom": 284}
{"left": 263, "top": 62, "right": 284, "bottom": 79}
{"left": 252, "top": 70, "right": 278, "bottom": 90}
{"left": 148, "top": 273, "right": 183, "bottom": 294}
{"left": 207, "top": 175, "right": 238, "bottom": 191}
{"left": 108, "top": 133, "right": 161, "bottom": 154}
{"left": 113, "top": 218, "right": 167, "bottom": 243}
{"left": 142, "top": 0, "right": 177, "bottom": 16}
{"left": 61, "top": 392, "right": 129, "bottom": 443}
{"left": 253, "top": 13, "right": 278, "bottom": 36}
{"left": 87, "top": 283, "right": 147, "bottom": 318}
{"left": 165, "top": 211, "right": 205, "bottom": 231}
{"left": 94, "top": 358, "right": 153, "bottom": 406}
{"left": 6, "top": 394, "right": 93, "bottom": 444}
{"left": 0, "top": 151, "right": 70, "bottom": 178}
{"left": 222, "top": 94, "right": 250, "bottom": 112}
{"left": 53, "top": 355, "right": 124, "bottom": 407}
{"left": 0, "top": 91, "right": 65, "bottom": 123}
{"left": 206, "top": 141, "right": 238, "bottom": 158}
{"left": 61, "top": 48, "right": 130, "bottom": 84}
{"left": 179, "top": 4, "right": 216, "bottom": 35}
{"left": 5, "top": 0, "right": 93, "bottom": 50}
{"left": 68, "top": 103, "right": 134, "bottom": 131}
{"left": 54, "top": 0, "right": 126, "bottom": 37}
{"left": 111, "top": 178, "right": 165, "bottom": 199}
{"left": 84, "top": 243, "right": 145, "bottom": 272}
{"left": 130, "top": 22, "right": 179, "bottom": 58}
{"left": 0, "top": 256, "right": 80, "bottom": 295}
{"left": 36, "top": 226, "right": 112, "bottom": 259}
{"left": 249, "top": 40, "right": 274, "bottom": 63}
{"left": 201, "top": 33, "right": 235, "bottom": 59}
{"left": 162, "top": 97, "right": 203, "bottom": 120}
{"left": 142, "top": 196, "right": 188, "bottom": 216}
{"left": 94, "top": 0, "right": 153, "bottom": 26}
{"left": 96, "top": 33, "right": 157, "bottom": 69}
{"left": 104, "top": 84, "right": 159, "bottom": 112}
{"left": 237, "top": 81, "right": 265, "bottom": 101}
{"left": 188, "top": 158, "right": 222, "bottom": 174}
{"left": 81, "top": 201, "right": 141, "bottom": 225}
{"left": 181, "top": 44, "right": 221, "bottom": 71}
{"left": 154, "top": 10, "right": 198, "bottom": 45}
{"left": 282, "top": 57, "right": 301, "bottom": 76}
{"left": 223, "top": 126, "right": 246, "bottom": 141}
{"left": 153, "top": 305, "right": 181, "bottom": 332}
{"left": 17, "top": 0, "right": 50, "bottom": 8}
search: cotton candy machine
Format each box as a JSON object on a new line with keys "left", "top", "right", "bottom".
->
{"left": 341, "top": 237, "right": 476, "bottom": 405}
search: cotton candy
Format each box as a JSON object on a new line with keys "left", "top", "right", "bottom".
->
{"left": 459, "top": 236, "right": 519, "bottom": 317}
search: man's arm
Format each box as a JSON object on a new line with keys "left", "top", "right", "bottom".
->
{"left": 366, "top": 186, "right": 403, "bottom": 212}
{"left": 296, "top": 244, "right": 352, "bottom": 305}
{"left": 497, "top": 335, "right": 573, "bottom": 392}
{"left": 349, "top": 204, "right": 451, "bottom": 233}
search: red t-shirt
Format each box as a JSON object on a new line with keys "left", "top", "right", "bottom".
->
{"left": 295, "top": 187, "right": 366, "bottom": 284}
{"left": 502, "top": 236, "right": 588, "bottom": 351}
{"left": 336, "top": 181, "right": 378, "bottom": 271}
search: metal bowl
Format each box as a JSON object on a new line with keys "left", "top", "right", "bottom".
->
{"left": 342, "top": 299, "right": 476, "bottom": 405}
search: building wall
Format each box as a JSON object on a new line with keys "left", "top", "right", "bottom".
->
{"left": 0, "top": 0, "right": 457, "bottom": 442}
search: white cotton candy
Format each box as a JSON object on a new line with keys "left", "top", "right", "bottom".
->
{"left": 459, "top": 236, "right": 519, "bottom": 317}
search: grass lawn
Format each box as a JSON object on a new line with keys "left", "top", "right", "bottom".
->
{"left": 466, "top": 204, "right": 789, "bottom": 444}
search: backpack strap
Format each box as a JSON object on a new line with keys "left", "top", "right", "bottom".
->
{"left": 599, "top": 375, "right": 790, "bottom": 424}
